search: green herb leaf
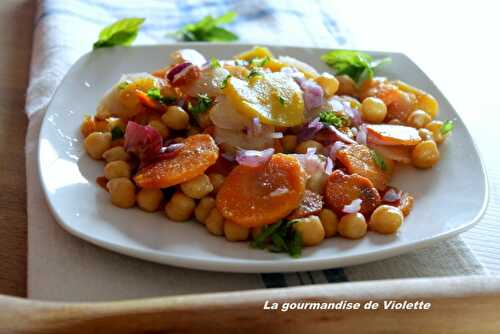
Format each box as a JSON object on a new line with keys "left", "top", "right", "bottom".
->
{"left": 117, "top": 81, "right": 130, "bottom": 90}
{"left": 210, "top": 57, "right": 221, "bottom": 69}
{"left": 319, "top": 111, "right": 346, "bottom": 128}
{"left": 219, "top": 74, "right": 231, "bottom": 89}
{"left": 250, "top": 56, "right": 270, "bottom": 67}
{"left": 278, "top": 95, "right": 286, "bottom": 106}
{"left": 250, "top": 219, "right": 303, "bottom": 258}
{"left": 250, "top": 221, "right": 284, "bottom": 249}
{"left": 93, "top": 18, "right": 145, "bottom": 49}
{"left": 146, "top": 87, "right": 176, "bottom": 105}
{"left": 247, "top": 68, "right": 263, "bottom": 79}
{"left": 111, "top": 127, "right": 124, "bottom": 140}
{"left": 288, "top": 231, "right": 302, "bottom": 258}
{"left": 441, "top": 120, "right": 455, "bottom": 135}
{"left": 188, "top": 93, "right": 213, "bottom": 115}
{"left": 174, "top": 11, "right": 238, "bottom": 42}
{"left": 320, "top": 50, "right": 391, "bottom": 84}
{"left": 371, "top": 150, "right": 387, "bottom": 171}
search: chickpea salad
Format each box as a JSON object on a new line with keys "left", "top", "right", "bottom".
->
{"left": 81, "top": 46, "right": 454, "bottom": 258}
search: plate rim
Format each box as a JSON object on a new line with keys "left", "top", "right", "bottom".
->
{"left": 37, "top": 43, "right": 490, "bottom": 273}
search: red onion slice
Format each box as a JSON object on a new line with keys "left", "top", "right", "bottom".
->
{"left": 327, "top": 125, "right": 357, "bottom": 144}
{"left": 383, "top": 188, "right": 401, "bottom": 202}
{"left": 325, "top": 156, "right": 334, "bottom": 174}
{"left": 326, "top": 141, "right": 347, "bottom": 160}
{"left": 300, "top": 79, "right": 324, "bottom": 111}
{"left": 342, "top": 198, "right": 363, "bottom": 214}
{"left": 124, "top": 121, "right": 163, "bottom": 161}
{"left": 167, "top": 62, "right": 192, "bottom": 82}
{"left": 356, "top": 124, "right": 368, "bottom": 145}
{"left": 235, "top": 148, "right": 274, "bottom": 167}
{"left": 343, "top": 102, "right": 362, "bottom": 126}
{"left": 297, "top": 117, "right": 324, "bottom": 142}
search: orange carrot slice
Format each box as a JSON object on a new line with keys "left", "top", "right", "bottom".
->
{"left": 324, "top": 170, "right": 381, "bottom": 215}
{"left": 134, "top": 134, "right": 219, "bottom": 188}
{"left": 366, "top": 124, "right": 421, "bottom": 146}
{"left": 216, "top": 154, "right": 306, "bottom": 227}
{"left": 336, "top": 144, "right": 393, "bottom": 191}
{"left": 287, "top": 190, "right": 323, "bottom": 220}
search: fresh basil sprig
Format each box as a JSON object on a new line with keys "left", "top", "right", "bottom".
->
{"left": 174, "top": 11, "right": 238, "bottom": 42}
{"left": 93, "top": 18, "right": 145, "bottom": 49}
{"left": 321, "top": 50, "right": 390, "bottom": 84}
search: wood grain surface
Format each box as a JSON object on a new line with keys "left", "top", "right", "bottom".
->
{"left": 0, "top": 0, "right": 34, "bottom": 297}
{"left": 1, "top": 276, "right": 500, "bottom": 333}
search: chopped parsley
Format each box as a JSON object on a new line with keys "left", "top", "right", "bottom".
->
{"left": 321, "top": 50, "right": 391, "bottom": 84}
{"left": 111, "top": 126, "right": 124, "bottom": 140}
{"left": 247, "top": 68, "right": 263, "bottom": 79}
{"left": 210, "top": 57, "right": 221, "bottom": 69}
{"left": 441, "top": 120, "right": 455, "bottom": 135}
{"left": 188, "top": 93, "right": 213, "bottom": 115}
{"left": 371, "top": 150, "right": 387, "bottom": 171}
{"left": 173, "top": 11, "right": 238, "bottom": 42}
{"left": 250, "top": 55, "right": 270, "bottom": 67}
{"left": 146, "top": 87, "right": 176, "bottom": 105}
{"left": 278, "top": 95, "right": 286, "bottom": 106}
{"left": 93, "top": 18, "right": 145, "bottom": 49}
{"left": 250, "top": 220, "right": 303, "bottom": 258}
{"left": 319, "top": 111, "right": 347, "bottom": 128}
{"left": 219, "top": 74, "right": 231, "bottom": 89}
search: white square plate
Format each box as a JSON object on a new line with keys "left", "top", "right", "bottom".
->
{"left": 38, "top": 43, "right": 488, "bottom": 273}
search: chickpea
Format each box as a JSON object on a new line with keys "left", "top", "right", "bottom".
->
{"left": 194, "top": 196, "right": 216, "bottom": 223}
{"left": 104, "top": 161, "right": 131, "bottom": 180}
{"left": 319, "top": 209, "right": 338, "bottom": 238}
{"left": 137, "top": 188, "right": 164, "bottom": 212}
{"left": 338, "top": 213, "right": 367, "bottom": 239}
{"left": 84, "top": 132, "right": 112, "bottom": 159}
{"left": 162, "top": 106, "right": 189, "bottom": 130}
{"left": 180, "top": 174, "right": 214, "bottom": 199}
{"left": 407, "top": 109, "right": 431, "bottom": 128}
{"left": 315, "top": 72, "right": 339, "bottom": 97}
{"left": 336, "top": 75, "right": 357, "bottom": 96}
{"left": 306, "top": 173, "right": 328, "bottom": 194}
{"left": 106, "top": 178, "right": 135, "bottom": 208}
{"left": 224, "top": 221, "right": 250, "bottom": 241}
{"left": 282, "top": 135, "right": 298, "bottom": 153}
{"left": 148, "top": 120, "right": 169, "bottom": 138}
{"left": 418, "top": 128, "right": 434, "bottom": 141}
{"left": 292, "top": 216, "right": 325, "bottom": 246}
{"left": 360, "top": 97, "right": 387, "bottom": 123}
{"left": 186, "top": 126, "right": 201, "bottom": 136}
{"left": 205, "top": 208, "right": 224, "bottom": 236}
{"left": 102, "top": 146, "right": 130, "bottom": 162}
{"left": 369, "top": 205, "right": 404, "bottom": 234}
{"left": 208, "top": 173, "right": 225, "bottom": 193}
{"left": 411, "top": 140, "right": 440, "bottom": 169}
{"left": 165, "top": 192, "right": 196, "bottom": 221}
{"left": 295, "top": 140, "right": 323, "bottom": 155}
{"left": 425, "top": 120, "right": 446, "bottom": 144}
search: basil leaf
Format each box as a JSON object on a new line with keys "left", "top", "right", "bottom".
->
{"left": 174, "top": 11, "right": 238, "bottom": 42}
{"left": 111, "top": 126, "right": 124, "bottom": 140}
{"left": 441, "top": 120, "right": 455, "bottom": 135}
{"left": 321, "top": 50, "right": 390, "bottom": 84}
{"left": 93, "top": 18, "right": 145, "bottom": 49}
{"left": 371, "top": 150, "right": 387, "bottom": 171}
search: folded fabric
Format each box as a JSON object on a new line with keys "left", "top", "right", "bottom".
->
{"left": 26, "top": 0, "right": 484, "bottom": 302}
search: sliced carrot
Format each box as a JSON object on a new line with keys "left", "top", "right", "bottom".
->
{"left": 134, "top": 134, "right": 219, "bottom": 188}
{"left": 287, "top": 190, "right": 323, "bottom": 220}
{"left": 336, "top": 144, "right": 393, "bottom": 191}
{"left": 216, "top": 154, "right": 306, "bottom": 227}
{"left": 324, "top": 170, "right": 381, "bottom": 215}
{"left": 366, "top": 124, "right": 421, "bottom": 146}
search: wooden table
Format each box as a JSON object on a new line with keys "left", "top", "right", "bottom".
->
{"left": 0, "top": 0, "right": 34, "bottom": 297}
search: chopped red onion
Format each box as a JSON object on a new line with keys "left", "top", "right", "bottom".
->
{"left": 235, "top": 148, "right": 274, "bottom": 167}
{"left": 271, "top": 132, "right": 283, "bottom": 139}
{"left": 327, "top": 125, "right": 357, "bottom": 144}
{"left": 342, "top": 198, "right": 363, "bottom": 214}
{"left": 166, "top": 62, "right": 191, "bottom": 82}
{"left": 140, "top": 143, "right": 184, "bottom": 169}
{"left": 300, "top": 80, "right": 324, "bottom": 111}
{"left": 297, "top": 117, "right": 324, "bottom": 142}
{"left": 247, "top": 117, "right": 263, "bottom": 137}
{"left": 356, "top": 124, "right": 368, "bottom": 145}
{"left": 325, "top": 156, "right": 334, "bottom": 174}
{"left": 383, "top": 188, "right": 401, "bottom": 202}
{"left": 306, "top": 147, "right": 317, "bottom": 156}
{"left": 167, "top": 62, "right": 200, "bottom": 87}
{"left": 326, "top": 141, "right": 347, "bottom": 160}
{"left": 124, "top": 121, "right": 163, "bottom": 161}
{"left": 343, "top": 102, "right": 362, "bottom": 126}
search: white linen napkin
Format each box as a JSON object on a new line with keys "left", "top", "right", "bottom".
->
{"left": 26, "top": 0, "right": 484, "bottom": 302}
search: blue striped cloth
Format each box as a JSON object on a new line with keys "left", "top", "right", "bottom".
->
{"left": 26, "top": 0, "right": 484, "bottom": 300}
